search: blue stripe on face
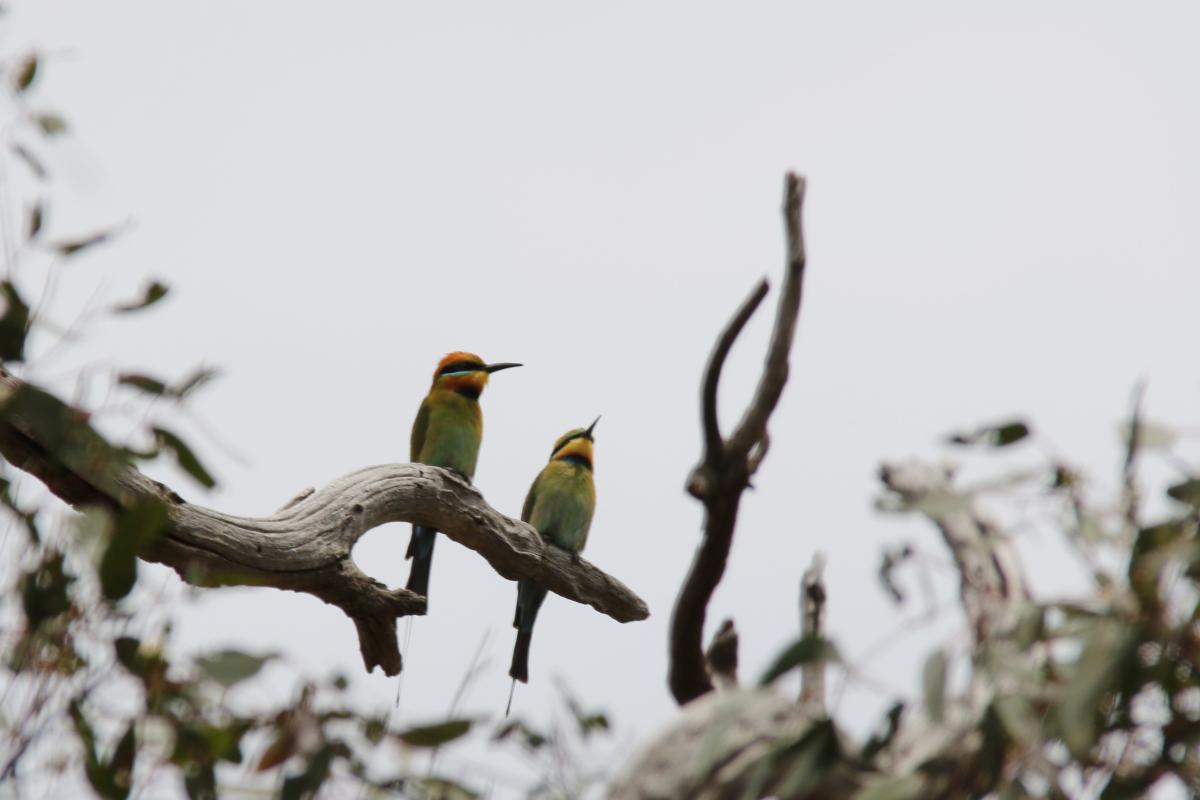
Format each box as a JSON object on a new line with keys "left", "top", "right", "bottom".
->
{"left": 442, "top": 370, "right": 480, "bottom": 377}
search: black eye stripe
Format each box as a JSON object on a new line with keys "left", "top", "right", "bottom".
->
{"left": 551, "top": 431, "right": 590, "bottom": 458}
{"left": 438, "top": 360, "right": 484, "bottom": 376}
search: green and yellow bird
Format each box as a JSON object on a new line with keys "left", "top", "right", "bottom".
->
{"left": 509, "top": 417, "right": 599, "bottom": 691}
{"left": 406, "top": 351, "right": 521, "bottom": 602}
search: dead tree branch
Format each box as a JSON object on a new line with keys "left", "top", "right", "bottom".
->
{"left": 0, "top": 370, "right": 648, "bottom": 677}
{"left": 670, "top": 172, "right": 809, "bottom": 706}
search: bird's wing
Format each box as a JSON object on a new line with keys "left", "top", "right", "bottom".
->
{"left": 410, "top": 398, "right": 431, "bottom": 462}
{"left": 520, "top": 470, "right": 543, "bottom": 524}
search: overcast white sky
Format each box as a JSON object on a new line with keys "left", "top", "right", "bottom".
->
{"left": 5, "top": 1, "right": 1200, "bottom": 796}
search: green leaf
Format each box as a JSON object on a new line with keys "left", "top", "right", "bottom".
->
{"left": 860, "top": 702, "right": 904, "bottom": 762}
{"left": 173, "top": 367, "right": 219, "bottom": 400}
{"left": 194, "top": 649, "right": 273, "bottom": 688}
{"left": 27, "top": 204, "right": 43, "bottom": 240}
{"left": 758, "top": 636, "right": 840, "bottom": 685}
{"left": 405, "top": 777, "right": 479, "bottom": 800}
{"left": 54, "top": 228, "right": 112, "bottom": 257}
{"left": 1166, "top": 479, "right": 1200, "bottom": 508}
{"left": 1059, "top": 620, "right": 1139, "bottom": 759}
{"left": 100, "top": 498, "right": 168, "bottom": 601}
{"left": 118, "top": 373, "right": 170, "bottom": 396}
{"left": 280, "top": 743, "right": 335, "bottom": 800}
{"left": 13, "top": 53, "right": 37, "bottom": 92}
{"left": 853, "top": 774, "right": 926, "bottom": 800}
{"left": 35, "top": 112, "right": 67, "bottom": 136}
{"left": 113, "top": 281, "right": 169, "bottom": 314}
{"left": 0, "top": 280, "right": 31, "bottom": 362}
{"left": 492, "top": 719, "right": 547, "bottom": 750}
{"left": 109, "top": 722, "right": 137, "bottom": 797}
{"left": 922, "top": 649, "right": 947, "bottom": 723}
{"left": 153, "top": 426, "right": 216, "bottom": 489}
{"left": 946, "top": 419, "right": 1031, "bottom": 448}
{"left": 395, "top": 719, "right": 472, "bottom": 748}
{"left": 21, "top": 551, "right": 73, "bottom": 627}
{"left": 11, "top": 142, "right": 47, "bottom": 179}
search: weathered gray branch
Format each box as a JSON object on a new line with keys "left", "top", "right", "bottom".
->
{"left": 671, "top": 172, "right": 809, "bottom": 706}
{"left": 0, "top": 370, "right": 648, "bottom": 677}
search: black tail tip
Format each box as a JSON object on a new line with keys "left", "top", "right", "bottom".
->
{"left": 406, "top": 563, "right": 431, "bottom": 601}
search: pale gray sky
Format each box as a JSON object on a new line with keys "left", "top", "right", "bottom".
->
{"left": 6, "top": 1, "right": 1200, "bottom": 795}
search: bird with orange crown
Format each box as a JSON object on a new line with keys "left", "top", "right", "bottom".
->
{"left": 406, "top": 352, "right": 521, "bottom": 603}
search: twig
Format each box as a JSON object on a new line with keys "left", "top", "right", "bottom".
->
{"left": 800, "top": 553, "right": 826, "bottom": 711}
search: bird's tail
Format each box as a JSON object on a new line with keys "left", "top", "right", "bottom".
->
{"left": 405, "top": 525, "right": 437, "bottom": 600}
{"left": 509, "top": 629, "right": 533, "bottom": 684}
{"left": 509, "top": 581, "right": 548, "bottom": 684}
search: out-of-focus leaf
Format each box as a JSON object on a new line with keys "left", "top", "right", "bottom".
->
{"left": 27, "top": 204, "right": 43, "bottom": 239}
{"left": 54, "top": 229, "right": 112, "bottom": 257}
{"left": 21, "top": 551, "right": 73, "bottom": 627}
{"left": 113, "top": 281, "right": 169, "bottom": 314}
{"left": 878, "top": 544, "right": 912, "bottom": 605}
{"left": 1166, "top": 479, "right": 1200, "bottom": 508}
{"left": 1059, "top": 620, "right": 1139, "bottom": 759}
{"left": 946, "top": 419, "right": 1031, "bottom": 448}
{"left": 257, "top": 733, "right": 296, "bottom": 771}
{"left": 100, "top": 498, "right": 168, "bottom": 601}
{"left": 758, "top": 718, "right": 840, "bottom": 799}
{"left": 853, "top": 774, "right": 926, "bottom": 800}
{"left": 860, "top": 703, "right": 904, "bottom": 762}
{"left": 13, "top": 53, "right": 37, "bottom": 92}
{"left": 564, "top": 694, "right": 610, "bottom": 738}
{"left": 0, "top": 383, "right": 127, "bottom": 495}
{"left": 35, "top": 112, "right": 66, "bottom": 136}
{"left": 922, "top": 649, "right": 947, "bottom": 723}
{"left": 71, "top": 700, "right": 127, "bottom": 799}
{"left": 1119, "top": 420, "right": 1177, "bottom": 451}
{"left": 194, "top": 649, "right": 273, "bottom": 688}
{"left": 152, "top": 426, "right": 216, "bottom": 489}
{"left": 117, "top": 373, "right": 169, "bottom": 396}
{"left": 0, "top": 280, "right": 31, "bottom": 362}
{"left": 11, "top": 142, "right": 47, "bottom": 179}
{"left": 173, "top": 367, "right": 219, "bottom": 400}
{"left": 110, "top": 722, "right": 137, "bottom": 796}
{"left": 759, "top": 636, "right": 840, "bottom": 685}
{"left": 406, "top": 777, "right": 479, "bottom": 800}
{"left": 395, "top": 719, "right": 472, "bottom": 748}
{"left": 492, "top": 719, "right": 547, "bottom": 750}
{"left": 280, "top": 743, "right": 334, "bottom": 800}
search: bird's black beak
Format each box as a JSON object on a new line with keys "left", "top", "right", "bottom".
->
{"left": 485, "top": 362, "right": 522, "bottom": 374}
{"left": 584, "top": 415, "right": 601, "bottom": 440}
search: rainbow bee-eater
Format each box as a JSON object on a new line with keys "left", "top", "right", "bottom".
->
{"left": 406, "top": 352, "right": 521, "bottom": 602}
{"left": 509, "top": 417, "right": 599, "bottom": 698}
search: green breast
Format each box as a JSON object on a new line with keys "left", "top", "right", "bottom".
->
{"left": 525, "top": 461, "right": 596, "bottom": 554}
{"left": 414, "top": 390, "right": 483, "bottom": 480}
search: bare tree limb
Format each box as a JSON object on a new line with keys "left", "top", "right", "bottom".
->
{"left": 0, "top": 370, "right": 648, "bottom": 677}
{"left": 670, "top": 173, "right": 809, "bottom": 706}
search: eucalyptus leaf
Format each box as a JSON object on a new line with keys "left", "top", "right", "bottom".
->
{"left": 194, "top": 649, "right": 273, "bottom": 688}
{"left": 395, "top": 719, "right": 472, "bottom": 748}
{"left": 921, "top": 649, "right": 947, "bottom": 723}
